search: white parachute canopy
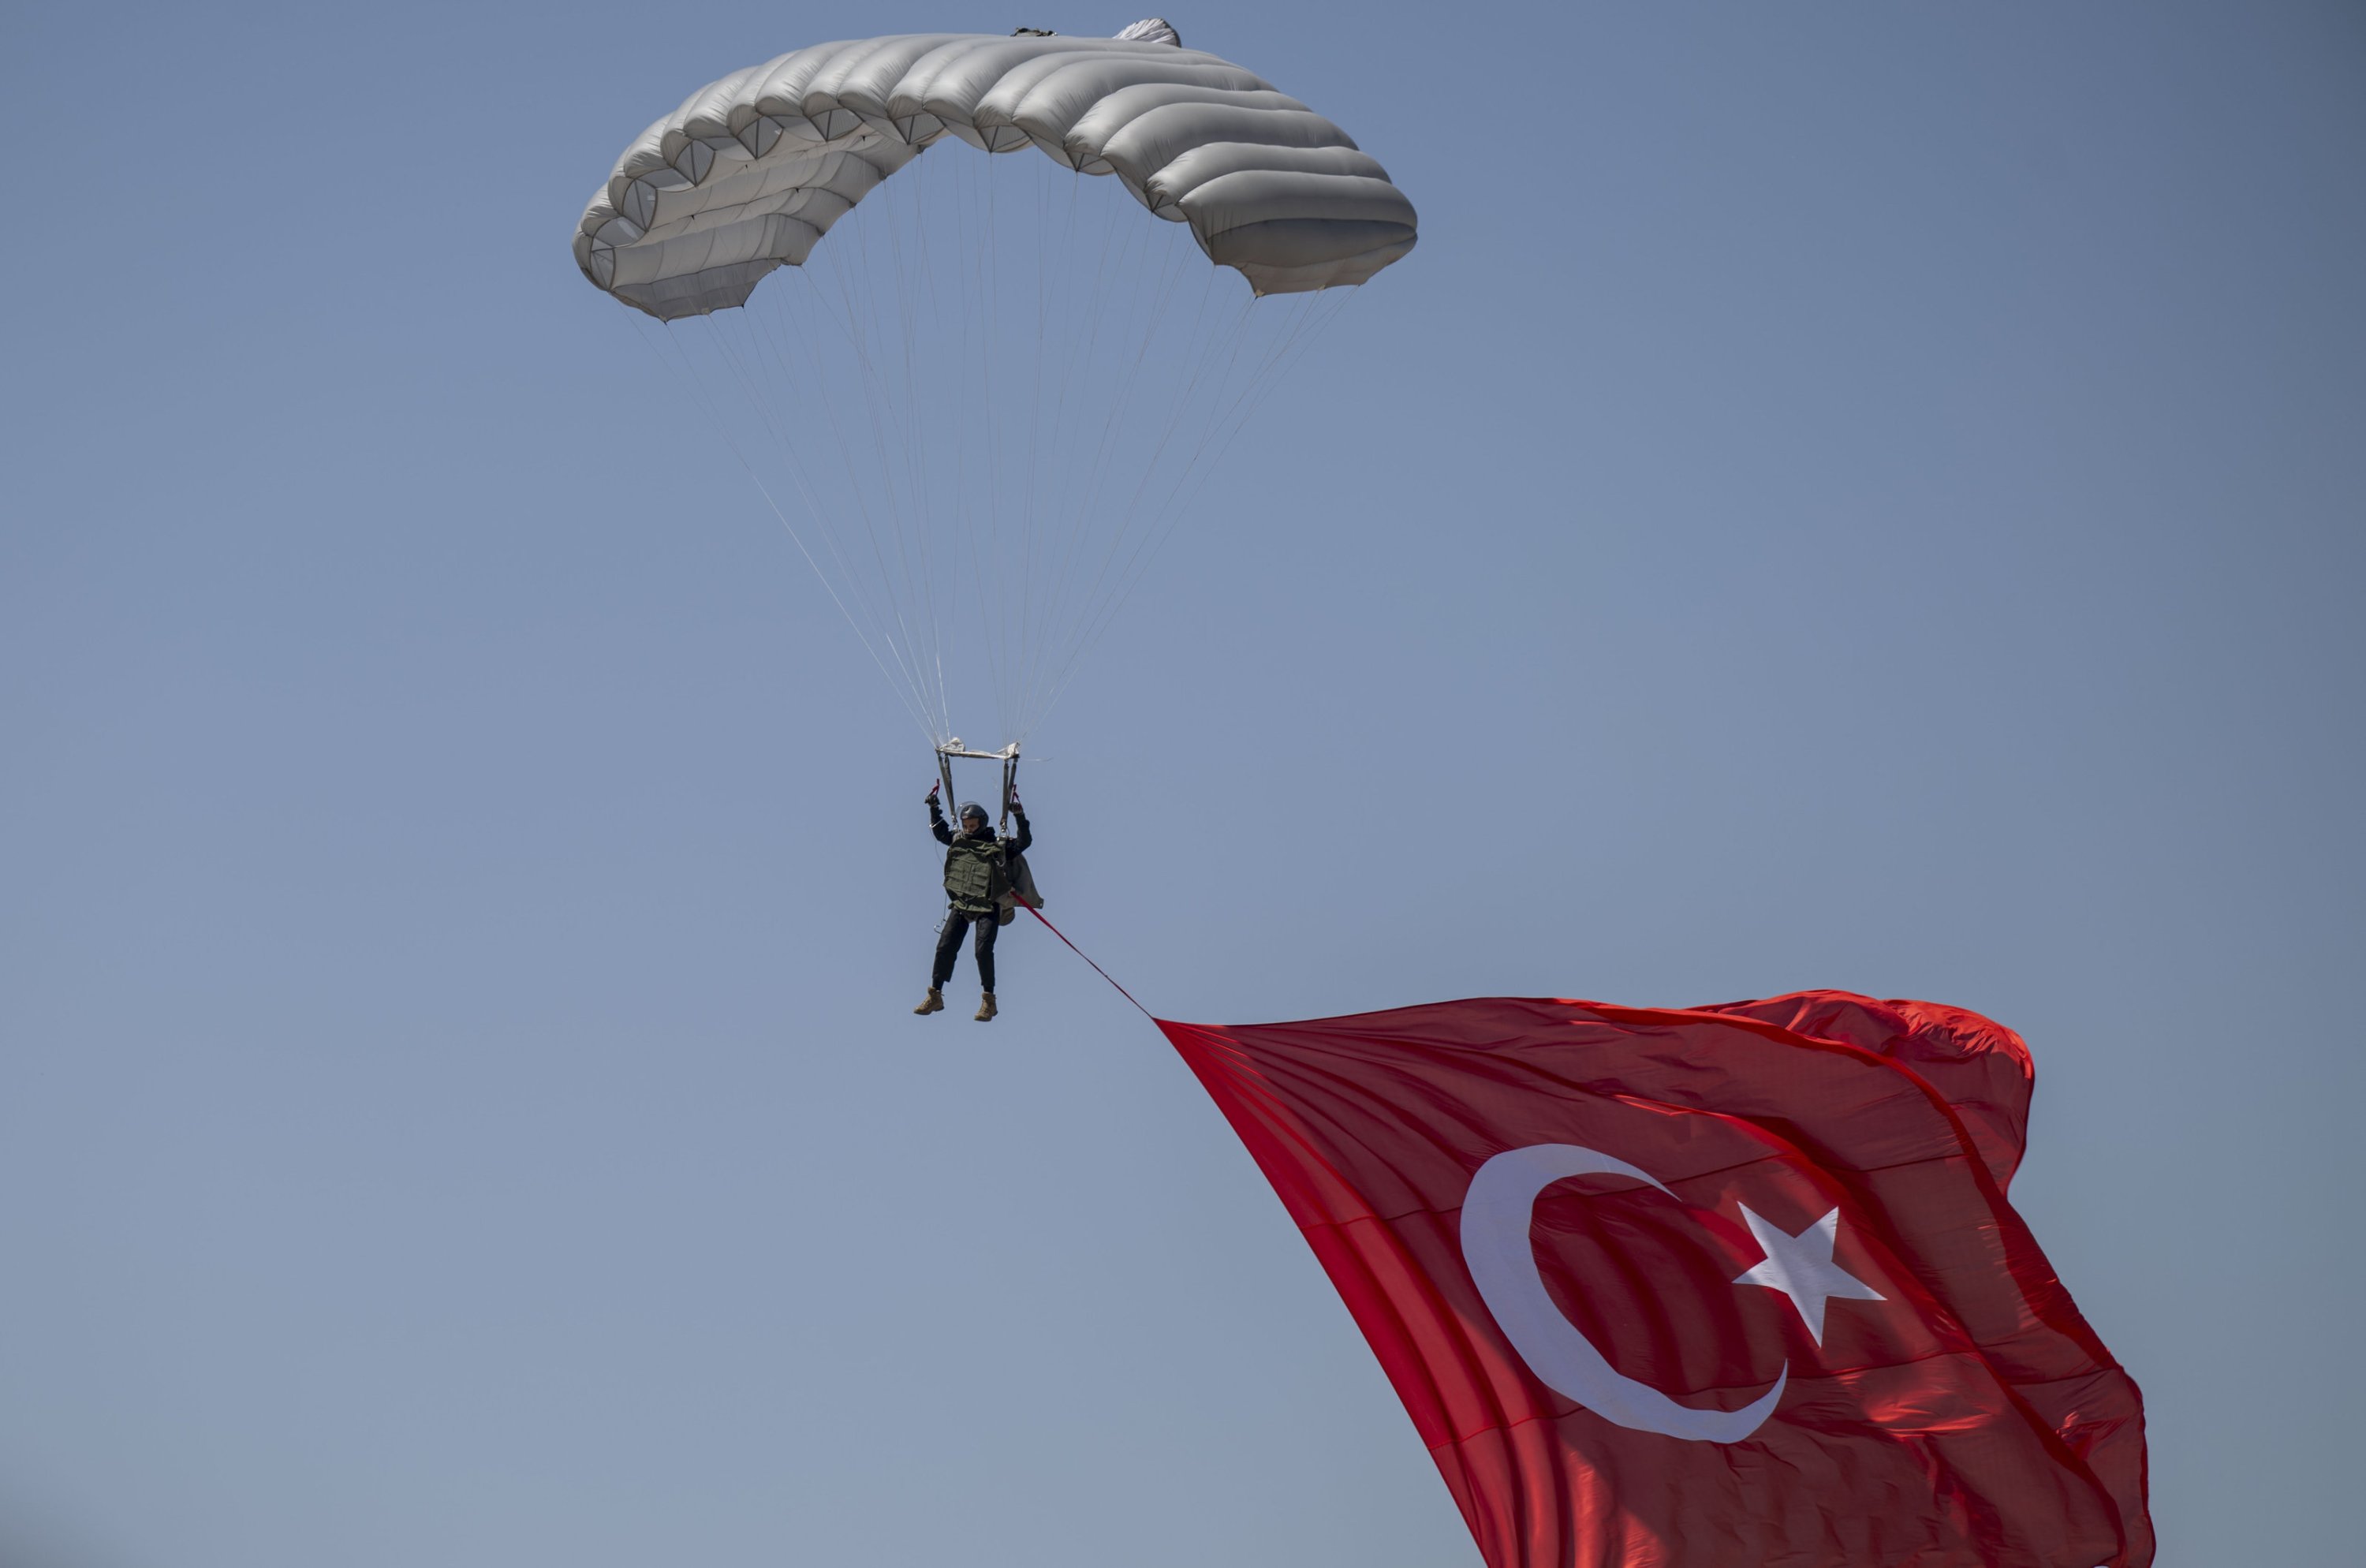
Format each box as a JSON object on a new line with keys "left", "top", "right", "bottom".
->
{"left": 576, "top": 25, "right": 1416, "bottom": 748}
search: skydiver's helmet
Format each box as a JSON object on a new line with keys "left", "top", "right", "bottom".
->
{"left": 959, "top": 803, "right": 988, "bottom": 828}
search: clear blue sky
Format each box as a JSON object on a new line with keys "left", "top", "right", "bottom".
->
{"left": 4, "top": 4, "right": 2360, "bottom": 1565}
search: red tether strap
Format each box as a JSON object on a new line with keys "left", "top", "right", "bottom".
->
{"left": 1021, "top": 904, "right": 1154, "bottom": 1021}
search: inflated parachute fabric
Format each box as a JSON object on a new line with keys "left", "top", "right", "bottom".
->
{"left": 574, "top": 26, "right": 1418, "bottom": 318}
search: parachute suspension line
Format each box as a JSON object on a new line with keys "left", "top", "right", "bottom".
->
{"left": 714, "top": 317, "right": 898, "bottom": 670}
{"left": 1026, "top": 285, "right": 1354, "bottom": 737}
{"left": 631, "top": 317, "right": 941, "bottom": 747}
{"left": 1153, "top": 286, "right": 1349, "bottom": 539}
{"left": 909, "top": 177, "right": 957, "bottom": 747}
{"left": 1096, "top": 286, "right": 1351, "bottom": 639}
{"left": 912, "top": 152, "right": 988, "bottom": 741}
{"left": 1017, "top": 215, "right": 1204, "bottom": 738}
{"left": 1004, "top": 164, "right": 1056, "bottom": 738}
{"left": 1024, "top": 189, "right": 1165, "bottom": 724}
{"left": 836, "top": 201, "right": 944, "bottom": 738}
{"left": 1019, "top": 272, "right": 1252, "bottom": 739}
{"left": 991, "top": 167, "right": 1201, "bottom": 743}
{"left": 927, "top": 153, "right": 991, "bottom": 742}
{"left": 982, "top": 152, "right": 1010, "bottom": 742}
{"left": 975, "top": 153, "right": 1018, "bottom": 747}
{"left": 893, "top": 166, "right": 954, "bottom": 746}
{"left": 874, "top": 156, "right": 936, "bottom": 736}
{"left": 870, "top": 151, "right": 1245, "bottom": 749}
{"left": 901, "top": 151, "right": 995, "bottom": 739}
{"left": 1021, "top": 168, "right": 1133, "bottom": 734}
{"left": 976, "top": 157, "right": 1017, "bottom": 744}
{"left": 1017, "top": 162, "right": 1051, "bottom": 743}
{"left": 740, "top": 239, "right": 998, "bottom": 747}
{"left": 781, "top": 253, "right": 950, "bottom": 739}
{"left": 707, "top": 319, "right": 946, "bottom": 741}
{"left": 736, "top": 292, "right": 941, "bottom": 735}
{"left": 1017, "top": 166, "right": 1058, "bottom": 735}
{"left": 804, "top": 211, "right": 925, "bottom": 732}
{"left": 1018, "top": 167, "right": 1095, "bottom": 743}
{"left": 891, "top": 158, "right": 945, "bottom": 729}
{"left": 729, "top": 302, "right": 943, "bottom": 740}
{"left": 933, "top": 160, "right": 983, "bottom": 740}
{"left": 645, "top": 140, "right": 1362, "bottom": 754}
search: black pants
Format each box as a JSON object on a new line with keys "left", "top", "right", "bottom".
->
{"left": 932, "top": 906, "right": 998, "bottom": 991}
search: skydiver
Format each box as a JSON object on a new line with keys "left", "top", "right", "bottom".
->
{"left": 915, "top": 787, "right": 1032, "bottom": 1021}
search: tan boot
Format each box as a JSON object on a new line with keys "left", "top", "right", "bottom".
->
{"left": 913, "top": 988, "right": 944, "bottom": 1016}
{"left": 973, "top": 992, "right": 998, "bottom": 1022}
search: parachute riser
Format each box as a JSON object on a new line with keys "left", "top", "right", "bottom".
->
{"left": 934, "top": 739, "right": 1022, "bottom": 831}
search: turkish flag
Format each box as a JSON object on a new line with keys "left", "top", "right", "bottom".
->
{"left": 1161, "top": 993, "right": 2151, "bottom": 1568}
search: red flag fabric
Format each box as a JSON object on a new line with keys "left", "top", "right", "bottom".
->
{"left": 1160, "top": 993, "right": 2151, "bottom": 1568}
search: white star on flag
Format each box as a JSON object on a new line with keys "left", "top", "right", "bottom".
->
{"left": 1733, "top": 1206, "right": 1886, "bottom": 1345}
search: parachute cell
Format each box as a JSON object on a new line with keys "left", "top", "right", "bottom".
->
{"left": 574, "top": 32, "right": 1417, "bottom": 318}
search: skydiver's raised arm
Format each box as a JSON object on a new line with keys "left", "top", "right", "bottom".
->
{"left": 928, "top": 790, "right": 953, "bottom": 846}
{"left": 1007, "top": 801, "right": 1032, "bottom": 857}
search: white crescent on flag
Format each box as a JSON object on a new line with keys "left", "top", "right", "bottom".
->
{"left": 1458, "top": 1143, "right": 1788, "bottom": 1443}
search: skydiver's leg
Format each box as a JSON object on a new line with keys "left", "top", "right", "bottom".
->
{"left": 932, "top": 910, "right": 970, "bottom": 989}
{"left": 973, "top": 914, "right": 998, "bottom": 992}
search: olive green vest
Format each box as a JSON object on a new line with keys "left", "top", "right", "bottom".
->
{"left": 942, "top": 834, "right": 1008, "bottom": 909}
